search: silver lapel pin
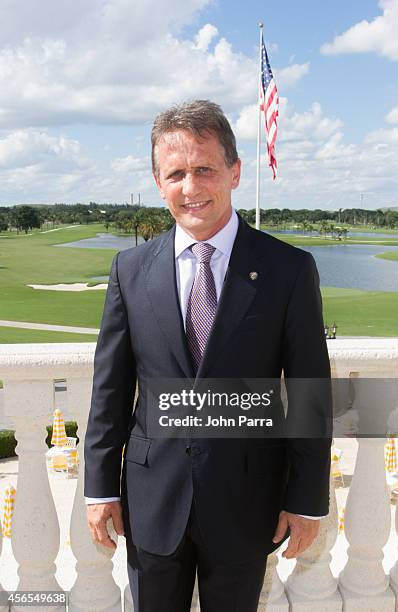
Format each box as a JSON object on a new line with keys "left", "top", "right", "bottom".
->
{"left": 249, "top": 271, "right": 258, "bottom": 281}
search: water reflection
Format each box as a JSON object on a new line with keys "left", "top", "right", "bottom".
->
{"left": 302, "top": 244, "right": 398, "bottom": 292}
{"left": 56, "top": 233, "right": 145, "bottom": 250}
{"left": 56, "top": 232, "right": 398, "bottom": 292}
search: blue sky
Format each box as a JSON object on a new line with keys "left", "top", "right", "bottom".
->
{"left": 0, "top": 0, "right": 397, "bottom": 210}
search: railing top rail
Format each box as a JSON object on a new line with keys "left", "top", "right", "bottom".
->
{"left": 0, "top": 343, "right": 96, "bottom": 379}
{"left": 0, "top": 339, "right": 397, "bottom": 379}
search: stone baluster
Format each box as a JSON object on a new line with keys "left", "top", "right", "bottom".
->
{"left": 4, "top": 379, "right": 63, "bottom": 612}
{"left": 257, "top": 551, "right": 288, "bottom": 611}
{"left": 339, "top": 437, "right": 395, "bottom": 610}
{"left": 67, "top": 377, "right": 122, "bottom": 612}
{"left": 123, "top": 583, "right": 134, "bottom": 611}
{"left": 388, "top": 405, "right": 398, "bottom": 601}
{"left": 390, "top": 458, "right": 398, "bottom": 600}
{"left": 0, "top": 512, "right": 10, "bottom": 611}
{"left": 286, "top": 475, "right": 341, "bottom": 610}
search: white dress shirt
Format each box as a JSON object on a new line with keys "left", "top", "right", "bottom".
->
{"left": 85, "top": 209, "right": 323, "bottom": 519}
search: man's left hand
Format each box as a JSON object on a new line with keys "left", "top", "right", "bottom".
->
{"left": 272, "top": 511, "right": 320, "bottom": 558}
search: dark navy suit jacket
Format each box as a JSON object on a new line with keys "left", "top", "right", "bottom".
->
{"left": 84, "top": 216, "right": 332, "bottom": 562}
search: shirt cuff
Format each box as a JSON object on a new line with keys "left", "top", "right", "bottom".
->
{"left": 296, "top": 514, "right": 325, "bottom": 520}
{"left": 85, "top": 496, "right": 121, "bottom": 505}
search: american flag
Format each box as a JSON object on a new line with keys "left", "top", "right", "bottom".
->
{"left": 260, "top": 34, "right": 278, "bottom": 179}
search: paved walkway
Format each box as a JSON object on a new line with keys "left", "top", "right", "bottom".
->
{"left": 0, "top": 320, "right": 99, "bottom": 335}
{"left": 40, "top": 225, "right": 83, "bottom": 233}
{"left": 0, "top": 321, "right": 384, "bottom": 339}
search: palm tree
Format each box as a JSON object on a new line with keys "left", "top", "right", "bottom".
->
{"left": 300, "top": 220, "right": 310, "bottom": 234}
{"left": 319, "top": 220, "right": 329, "bottom": 239}
{"left": 140, "top": 213, "right": 163, "bottom": 241}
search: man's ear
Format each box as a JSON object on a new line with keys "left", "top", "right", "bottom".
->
{"left": 153, "top": 172, "right": 166, "bottom": 200}
{"left": 231, "top": 159, "right": 241, "bottom": 190}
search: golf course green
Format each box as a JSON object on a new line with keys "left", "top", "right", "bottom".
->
{"left": 0, "top": 223, "right": 397, "bottom": 341}
{"left": 376, "top": 250, "right": 398, "bottom": 262}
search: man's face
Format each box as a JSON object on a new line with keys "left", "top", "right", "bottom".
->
{"left": 154, "top": 130, "right": 241, "bottom": 241}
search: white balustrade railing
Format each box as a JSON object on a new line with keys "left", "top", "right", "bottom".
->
{"left": 0, "top": 338, "right": 396, "bottom": 612}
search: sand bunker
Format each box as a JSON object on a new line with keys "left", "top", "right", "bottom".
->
{"left": 27, "top": 283, "right": 108, "bottom": 291}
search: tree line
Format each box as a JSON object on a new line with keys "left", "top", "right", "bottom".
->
{"left": 237, "top": 207, "right": 398, "bottom": 229}
{"left": 0, "top": 203, "right": 397, "bottom": 236}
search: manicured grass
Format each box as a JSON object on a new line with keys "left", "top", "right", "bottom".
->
{"left": 0, "top": 223, "right": 113, "bottom": 328}
{"left": 0, "top": 286, "right": 107, "bottom": 327}
{"left": 0, "top": 326, "right": 98, "bottom": 343}
{"left": 321, "top": 287, "right": 398, "bottom": 337}
{"left": 376, "top": 250, "right": 398, "bottom": 262}
{"left": 1, "top": 223, "right": 398, "bottom": 340}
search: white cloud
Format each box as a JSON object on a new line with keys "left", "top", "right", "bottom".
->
{"left": 0, "top": 130, "right": 81, "bottom": 169}
{"left": 2, "top": 114, "right": 398, "bottom": 209}
{"left": 111, "top": 155, "right": 151, "bottom": 173}
{"left": 364, "top": 126, "right": 398, "bottom": 144}
{"left": 282, "top": 102, "right": 343, "bottom": 142}
{"left": 386, "top": 105, "right": 398, "bottom": 124}
{"left": 314, "top": 132, "right": 356, "bottom": 160}
{"left": 3, "top": 0, "right": 396, "bottom": 209}
{"left": 195, "top": 24, "right": 219, "bottom": 51}
{"left": 0, "top": 128, "right": 98, "bottom": 202}
{"left": 230, "top": 96, "right": 398, "bottom": 210}
{"left": 320, "top": 0, "right": 398, "bottom": 61}
{"left": 0, "top": 0, "right": 210, "bottom": 47}
{"left": 0, "top": 1, "right": 250, "bottom": 128}
{"left": 275, "top": 63, "right": 309, "bottom": 88}
{"left": 233, "top": 105, "right": 258, "bottom": 141}
{"left": 233, "top": 99, "right": 342, "bottom": 143}
{"left": 0, "top": 128, "right": 159, "bottom": 204}
{"left": 0, "top": 0, "right": 311, "bottom": 130}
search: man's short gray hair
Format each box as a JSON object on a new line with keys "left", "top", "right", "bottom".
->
{"left": 151, "top": 99, "right": 238, "bottom": 177}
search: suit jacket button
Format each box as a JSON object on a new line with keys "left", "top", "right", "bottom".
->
{"left": 186, "top": 446, "right": 191, "bottom": 455}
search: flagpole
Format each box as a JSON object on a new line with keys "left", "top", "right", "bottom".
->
{"left": 255, "top": 22, "right": 263, "bottom": 231}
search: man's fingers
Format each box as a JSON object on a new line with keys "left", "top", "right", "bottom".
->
{"left": 95, "top": 521, "right": 117, "bottom": 549}
{"left": 272, "top": 512, "right": 288, "bottom": 543}
{"left": 286, "top": 534, "right": 314, "bottom": 558}
{"left": 111, "top": 505, "right": 125, "bottom": 536}
{"left": 86, "top": 502, "right": 122, "bottom": 550}
{"left": 282, "top": 517, "right": 320, "bottom": 558}
{"left": 295, "top": 537, "right": 313, "bottom": 556}
{"left": 282, "top": 532, "right": 301, "bottom": 558}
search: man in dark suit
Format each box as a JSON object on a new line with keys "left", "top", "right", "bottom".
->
{"left": 84, "top": 100, "right": 331, "bottom": 612}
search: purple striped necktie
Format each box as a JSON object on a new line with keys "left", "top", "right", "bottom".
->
{"left": 186, "top": 242, "right": 217, "bottom": 373}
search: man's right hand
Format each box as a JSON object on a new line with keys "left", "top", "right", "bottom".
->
{"left": 86, "top": 501, "right": 125, "bottom": 550}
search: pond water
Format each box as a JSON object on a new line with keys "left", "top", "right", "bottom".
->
{"left": 301, "top": 244, "right": 398, "bottom": 292}
{"left": 56, "top": 233, "right": 398, "bottom": 292}
{"left": 56, "top": 233, "right": 145, "bottom": 250}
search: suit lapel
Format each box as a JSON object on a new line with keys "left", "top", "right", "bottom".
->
{"left": 145, "top": 217, "right": 265, "bottom": 381}
{"left": 196, "top": 218, "right": 261, "bottom": 379}
{"left": 145, "top": 228, "right": 194, "bottom": 379}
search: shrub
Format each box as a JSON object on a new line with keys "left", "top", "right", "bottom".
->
{"left": 0, "top": 430, "right": 18, "bottom": 459}
{"left": 0, "top": 421, "right": 79, "bottom": 459}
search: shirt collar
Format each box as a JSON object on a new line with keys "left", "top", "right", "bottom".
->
{"left": 174, "top": 208, "right": 239, "bottom": 258}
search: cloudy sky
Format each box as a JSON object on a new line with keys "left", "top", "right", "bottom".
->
{"left": 1, "top": 0, "right": 397, "bottom": 209}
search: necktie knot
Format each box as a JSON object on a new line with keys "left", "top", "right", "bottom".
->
{"left": 191, "top": 242, "right": 215, "bottom": 264}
